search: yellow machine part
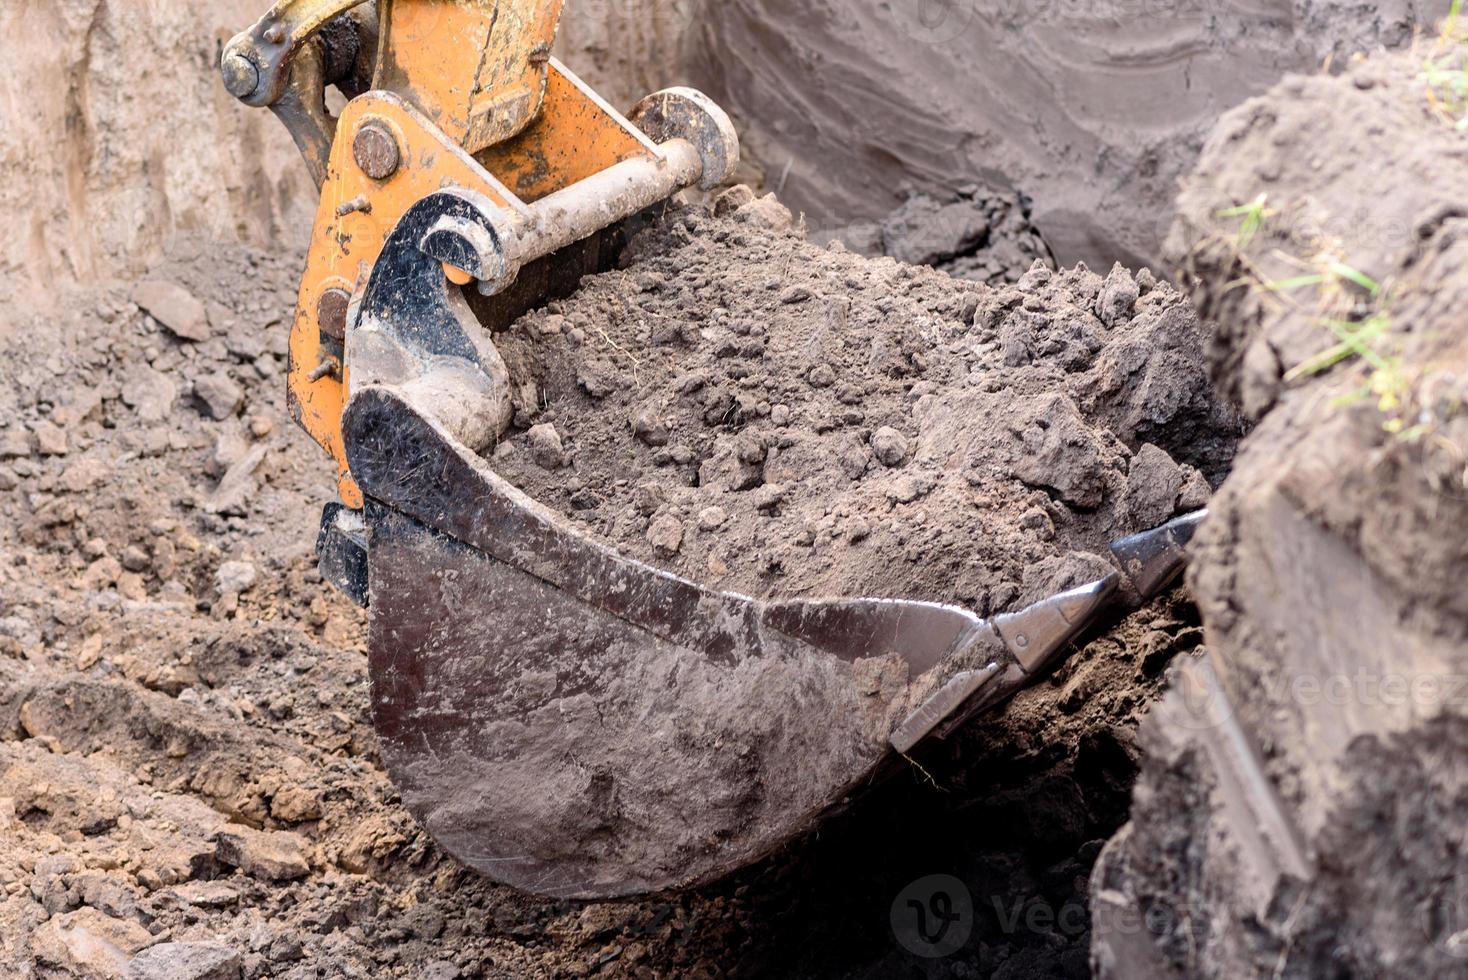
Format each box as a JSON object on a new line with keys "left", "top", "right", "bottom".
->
{"left": 287, "top": 48, "right": 661, "bottom": 507}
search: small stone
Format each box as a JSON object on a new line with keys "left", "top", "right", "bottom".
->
{"left": 420, "top": 962, "right": 461, "bottom": 980}
{"left": 1126, "top": 444, "right": 1185, "bottom": 527}
{"left": 117, "top": 573, "right": 148, "bottom": 602}
{"left": 214, "top": 426, "right": 251, "bottom": 470}
{"left": 247, "top": 416, "right": 273, "bottom": 439}
{"left": 270, "top": 783, "right": 323, "bottom": 823}
{"left": 31, "top": 907, "right": 152, "bottom": 978}
{"left": 712, "top": 184, "right": 756, "bottom": 216}
{"left": 633, "top": 482, "right": 667, "bottom": 516}
{"left": 647, "top": 514, "right": 684, "bottom": 556}
{"left": 869, "top": 427, "right": 909, "bottom": 468}
{"left": 886, "top": 475, "right": 931, "bottom": 504}
{"left": 194, "top": 373, "right": 243, "bottom": 421}
{"left": 132, "top": 280, "right": 211, "bottom": 342}
{"left": 215, "top": 561, "right": 258, "bottom": 596}
{"left": 1177, "top": 467, "right": 1213, "bottom": 512}
{"left": 83, "top": 556, "right": 123, "bottom": 590}
{"left": 125, "top": 942, "right": 242, "bottom": 980}
{"left": 779, "top": 285, "right": 813, "bottom": 305}
{"left": 808, "top": 364, "right": 835, "bottom": 388}
{"left": 0, "top": 428, "right": 29, "bottom": 458}
{"left": 527, "top": 423, "right": 565, "bottom": 470}
{"left": 697, "top": 507, "right": 728, "bottom": 531}
{"left": 215, "top": 826, "right": 310, "bottom": 882}
{"left": 206, "top": 445, "right": 267, "bottom": 517}
{"left": 171, "top": 881, "right": 241, "bottom": 910}
{"left": 61, "top": 457, "right": 111, "bottom": 493}
{"left": 734, "top": 194, "right": 795, "bottom": 231}
{"left": 770, "top": 405, "right": 792, "bottom": 426}
{"left": 630, "top": 407, "right": 669, "bottom": 447}
{"left": 33, "top": 420, "right": 68, "bottom": 456}
{"left": 121, "top": 367, "right": 179, "bottom": 423}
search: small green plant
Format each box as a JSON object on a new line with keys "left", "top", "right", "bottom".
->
{"left": 1265, "top": 257, "right": 1418, "bottom": 434}
{"left": 1217, "top": 194, "right": 1274, "bottom": 248}
{"left": 1422, "top": 0, "right": 1468, "bottom": 129}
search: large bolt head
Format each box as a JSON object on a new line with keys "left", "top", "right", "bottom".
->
{"left": 221, "top": 51, "right": 260, "bottom": 100}
{"left": 353, "top": 123, "right": 402, "bottom": 181}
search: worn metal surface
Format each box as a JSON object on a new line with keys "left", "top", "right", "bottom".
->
{"left": 347, "top": 390, "right": 992, "bottom": 896}
{"left": 315, "top": 502, "right": 369, "bottom": 607}
{"left": 1110, "top": 509, "right": 1207, "bottom": 600}
{"left": 333, "top": 199, "right": 1213, "bottom": 895}
{"left": 628, "top": 87, "right": 741, "bottom": 191}
{"left": 375, "top": 0, "right": 564, "bottom": 154}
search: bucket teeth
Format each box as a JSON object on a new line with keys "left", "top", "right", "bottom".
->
{"left": 994, "top": 574, "right": 1121, "bottom": 674}
{"left": 1110, "top": 509, "right": 1208, "bottom": 600}
{"left": 891, "top": 664, "right": 1001, "bottom": 754}
{"left": 888, "top": 511, "right": 1210, "bottom": 754}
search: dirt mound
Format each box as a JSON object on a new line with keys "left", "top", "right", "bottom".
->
{"left": 493, "top": 192, "right": 1236, "bottom": 615}
{"left": 1092, "top": 31, "right": 1468, "bottom": 978}
{"left": 684, "top": 0, "right": 1433, "bottom": 268}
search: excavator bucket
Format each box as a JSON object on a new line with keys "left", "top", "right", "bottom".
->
{"left": 224, "top": 1, "right": 1206, "bottom": 898}
{"left": 328, "top": 190, "right": 1201, "bottom": 897}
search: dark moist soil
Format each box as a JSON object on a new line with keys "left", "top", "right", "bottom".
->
{"left": 491, "top": 190, "right": 1238, "bottom": 615}
{"left": 0, "top": 193, "right": 1236, "bottom": 977}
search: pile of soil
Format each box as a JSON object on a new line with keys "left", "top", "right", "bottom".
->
{"left": 0, "top": 193, "right": 1237, "bottom": 976}
{"left": 1092, "top": 37, "right": 1468, "bottom": 978}
{"left": 492, "top": 190, "right": 1235, "bottom": 615}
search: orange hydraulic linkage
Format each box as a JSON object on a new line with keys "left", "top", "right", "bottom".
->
{"left": 222, "top": 0, "right": 736, "bottom": 507}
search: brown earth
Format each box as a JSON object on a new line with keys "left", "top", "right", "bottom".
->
{"left": 1090, "top": 33, "right": 1468, "bottom": 979}
{"left": 493, "top": 193, "right": 1234, "bottom": 612}
{"left": 0, "top": 182, "right": 1237, "bottom": 976}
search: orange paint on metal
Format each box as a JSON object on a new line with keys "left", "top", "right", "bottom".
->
{"left": 477, "top": 63, "right": 660, "bottom": 202}
{"left": 284, "top": 2, "right": 670, "bottom": 504}
{"left": 374, "top": 0, "right": 564, "bottom": 154}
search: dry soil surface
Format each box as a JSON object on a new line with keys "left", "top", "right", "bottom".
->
{"left": 683, "top": 0, "right": 1439, "bottom": 268}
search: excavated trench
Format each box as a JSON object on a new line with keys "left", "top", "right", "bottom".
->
{"left": 1, "top": 2, "right": 1461, "bottom": 978}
